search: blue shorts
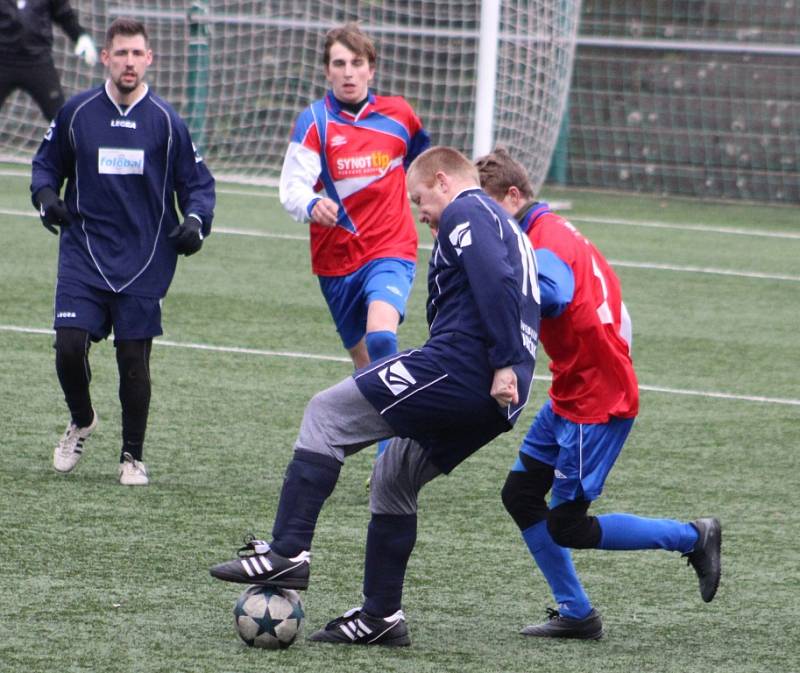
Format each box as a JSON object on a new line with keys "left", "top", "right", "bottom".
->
{"left": 354, "top": 347, "right": 509, "bottom": 474}
{"left": 319, "top": 258, "right": 416, "bottom": 349}
{"left": 54, "top": 277, "right": 163, "bottom": 341}
{"left": 515, "top": 401, "right": 635, "bottom": 502}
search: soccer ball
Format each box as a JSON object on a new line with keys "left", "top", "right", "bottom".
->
{"left": 233, "top": 585, "right": 305, "bottom": 649}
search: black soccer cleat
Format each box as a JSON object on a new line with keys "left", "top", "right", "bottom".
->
{"left": 683, "top": 517, "right": 722, "bottom": 603}
{"left": 209, "top": 536, "right": 310, "bottom": 590}
{"left": 308, "top": 607, "right": 411, "bottom": 647}
{"left": 520, "top": 608, "right": 604, "bottom": 640}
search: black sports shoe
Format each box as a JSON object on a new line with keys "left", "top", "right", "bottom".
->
{"left": 683, "top": 517, "right": 722, "bottom": 603}
{"left": 520, "top": 608, "right": 604, "bottom": 640}
{"left": 308, "top": 607, "right": 411, "bottom": 646}
{"left": 209, "top": 536, "right": 310, "bottom": 589}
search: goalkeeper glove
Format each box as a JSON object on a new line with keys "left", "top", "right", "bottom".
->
{"left": 168, "top": 214, "right": 204, "bottom": 256}
{"left": 36, "top": 187, "right": 71, "bottom": 235}
{"left": 74, "top": 34, "right": 98, "bottom": 66}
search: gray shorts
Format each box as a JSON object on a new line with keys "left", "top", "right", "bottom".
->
{"left": 295, "top": 376, "right": 441, "bottom": 515}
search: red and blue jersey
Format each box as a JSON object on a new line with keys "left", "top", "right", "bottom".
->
{"left": 279, "top": 91, "right": 429, "bottom": 277}
{"left": 519, "top": 203, "right": 639, "bottom": 423}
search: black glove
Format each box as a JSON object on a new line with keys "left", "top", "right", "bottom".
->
{"left": 36, "top": 187, "right": 71, "bottom": 235}
{"left": 168, "top": 214, "right": 204, "bottom": 256}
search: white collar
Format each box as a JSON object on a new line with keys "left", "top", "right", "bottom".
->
{"left": 105, "top": 80, "right": 149, "bottom": 116}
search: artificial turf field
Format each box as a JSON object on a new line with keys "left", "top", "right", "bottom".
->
{"left": 1, "top": 164, "right": 798, "bottom": 672}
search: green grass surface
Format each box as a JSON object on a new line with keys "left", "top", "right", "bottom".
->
{"left": 1, "top": 164, "right": 799, "bottom": 672}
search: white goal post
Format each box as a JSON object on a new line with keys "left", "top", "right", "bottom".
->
{"left": 0, "top": 1, "right": 580, "bottom": 195}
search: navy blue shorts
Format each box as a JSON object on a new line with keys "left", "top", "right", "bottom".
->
{"left": 54, "top": 277, "right": 163, "bottom": 341}
{"left": 319, "top": 258, "right": 416, "bottom": 349}
{"left": 353, "top": 348, "right": 510, "bottom": 474}
{"left": 514, "top": 400, "right": 635, "bottom": 503}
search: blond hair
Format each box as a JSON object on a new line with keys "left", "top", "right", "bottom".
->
{"left": 407, "top": 146, "right": 480, "bottom": 187}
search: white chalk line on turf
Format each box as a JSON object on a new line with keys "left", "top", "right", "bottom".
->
{"left": 3, "top": 324, "right": 799, "bottom": 407}
{"left": 3, "top": 210, "right": 797, "bottom": 282}
{"left": 2, "top": 185, "right": 796, "bottom": 241}
{"left": 571, "top": 215, "right": 800, "bottom": 241}
{"left": 606, "top": 259, "right": 800, "bottom": 282}
{"left": 210, "top": 228, "right": 800, "bottom": 282}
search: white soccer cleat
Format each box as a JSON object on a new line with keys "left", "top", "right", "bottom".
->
{"left": 53, "top": 411, "right": 98, "bottom": 473}
{"left": 118, "top": 451, "right": 149, "bottom": 486}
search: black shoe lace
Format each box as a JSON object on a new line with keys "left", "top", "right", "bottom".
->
{"left": 545, "top": 608, "right": 561, "bottom": 621}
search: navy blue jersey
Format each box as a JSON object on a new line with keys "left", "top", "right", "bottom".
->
{"left": 353, "top": 188, "right": 540, "bottom": 471}
{"left": 425, "top": 188, "right": 540, "bottom": 420}
{"left": 31, "top": 83, "right": 215, "bottom": 298}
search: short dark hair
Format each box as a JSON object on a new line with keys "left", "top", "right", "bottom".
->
{"left": 474, "top": 147, "right": 535, "bottom": 201}
{"left": 323, "top": 22, "right": 376, "bottom": 67}
{"left": 105, "top": 17, "right": 148, "bottom": 49}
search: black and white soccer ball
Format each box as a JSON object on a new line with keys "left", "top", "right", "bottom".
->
{"left": 233, "top": 585, "right": 305, "bottom": 649}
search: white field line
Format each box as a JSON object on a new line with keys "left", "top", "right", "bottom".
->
{"left": 0, "top": 208, "right": 800, "bottom": 283}
{"left": 138, "top": 227, "right": 800, "bottom": 284}
{"left": 3, "top": 324, "right": 799, "bottom": 407}
{"left": 2, "top": 211, "right": 798, "bottom": 282}
{"left": 571, "top": 215, "right": 800, "bottom": 241}
{"left": 606, "top": 259, "right": 800, "bottom": 282}
{"left": 1, "top": 177, "right": 795, "bottom": 240}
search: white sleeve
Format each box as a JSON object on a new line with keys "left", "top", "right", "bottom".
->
{"left": 279, "top": 141, "right": 324, "bottom": 223}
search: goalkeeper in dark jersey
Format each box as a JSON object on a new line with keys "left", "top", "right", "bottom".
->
{"left": 30, "top": 18, "right": 215, "bottom": 485}
{"left": 0, "top": 0, "right": 97, "bottom": 121}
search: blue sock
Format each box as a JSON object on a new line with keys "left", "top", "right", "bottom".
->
{"left": 365, "top": 330, "right": 398, "bottom": 362}
{"left": 270, "top": 450, "right": 341, "bottom": 557}
{"left": 597, "top": 513, "right": 698, "bottom": 552}
{"left": 362, "top": 513, "right": 416, "bottom": 617}
{"left": 366, "top": 330, "right": 398, "bottom": 460}
{"left": 522, "top": 521, "right": 592, "bottom": 619}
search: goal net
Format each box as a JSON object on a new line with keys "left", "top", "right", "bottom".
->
{"left": 0, "top": 0, "right": 580, "bottom": 196}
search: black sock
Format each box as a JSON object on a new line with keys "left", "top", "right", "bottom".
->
{"left": 270, "top": 450, "right": 341, "bottom": 557}
{"left": 362, "top": 513, "right": 417, "bottom": 617}
{"left": 55, "top": 328, "right": 94, "bottom": 427}
{"left": 116, "top": 339, "right": 151, "bottom": 462}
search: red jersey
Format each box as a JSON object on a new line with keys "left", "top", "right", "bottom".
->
{"left": 279, "top": 92, "right": 429, "bottom": 277}
{"left": 520, "top": 204, "right": 639, "bottom": 423}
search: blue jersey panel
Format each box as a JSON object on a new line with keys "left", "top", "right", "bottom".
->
{"left": 536, "top": 247, "right": 574, "bottom": 318}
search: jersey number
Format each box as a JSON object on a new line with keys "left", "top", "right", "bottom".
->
{"left": 592, "top": 256, "right": 613, "bottom": 324}
{"left": 511, "top": 221, "right": 541, "bottom": 303}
